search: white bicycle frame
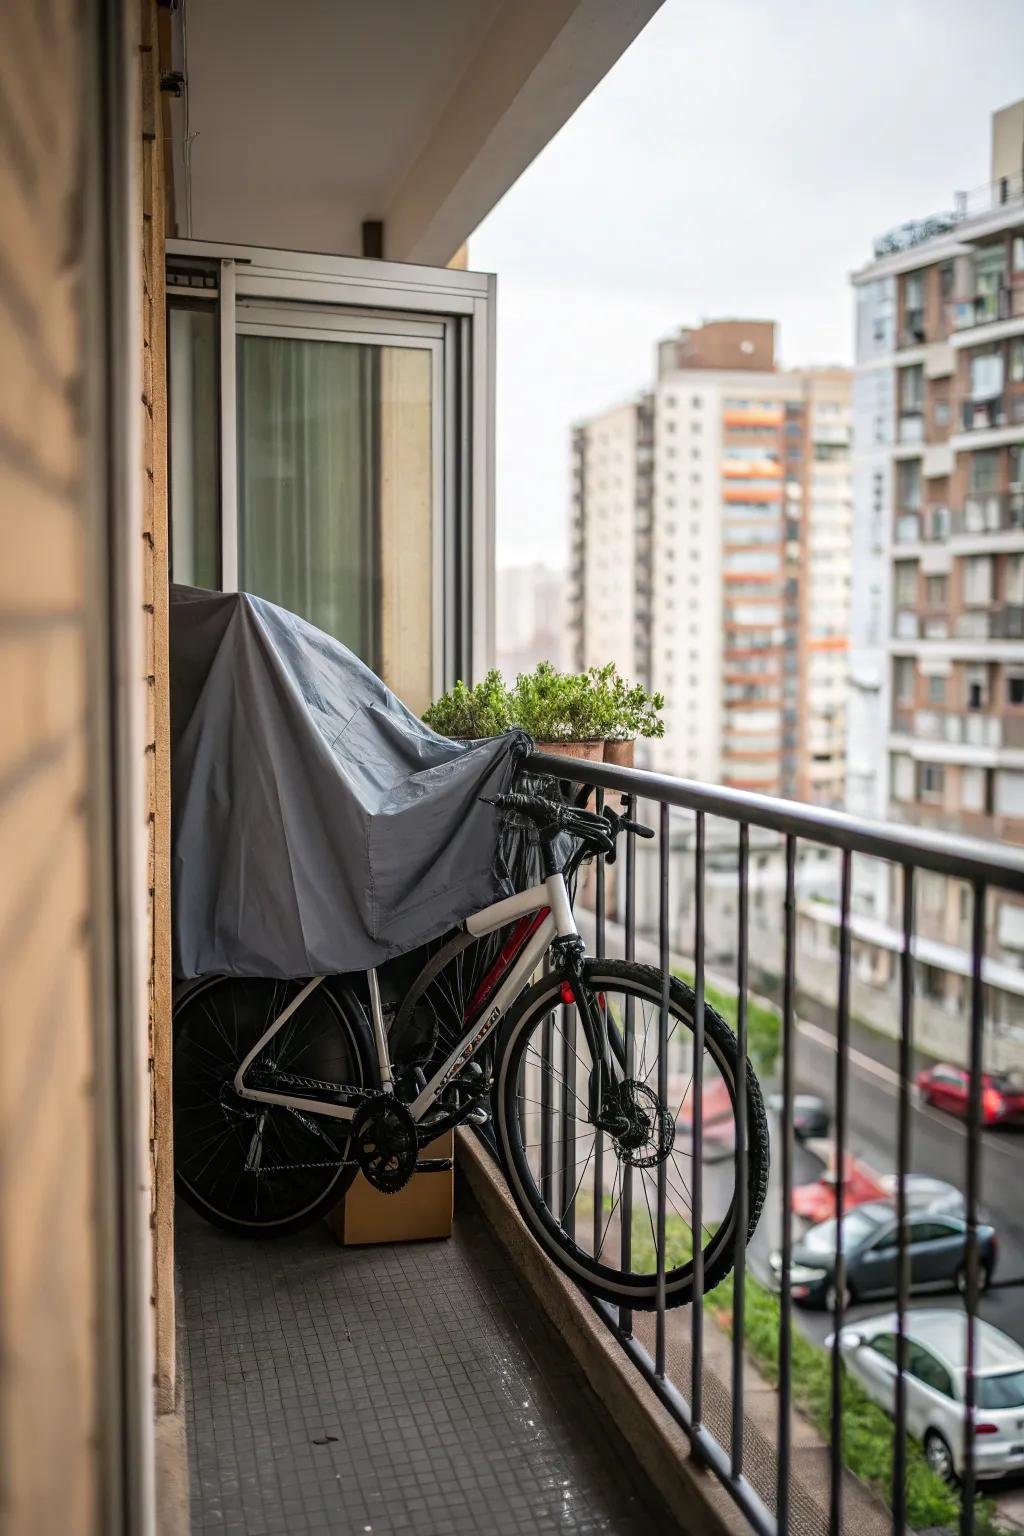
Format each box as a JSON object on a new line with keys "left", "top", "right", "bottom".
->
{"left": 232, "top": 872, "right": 579, "bottom": 1124}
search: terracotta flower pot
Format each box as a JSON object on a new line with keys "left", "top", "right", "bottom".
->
{"left": 534, "top": 739, "right": 605, "bottom": 762}
{"left": 604, "top": 739, "right": 636, "bottom": 768}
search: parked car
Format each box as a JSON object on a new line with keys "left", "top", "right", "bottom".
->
{"left": 831, "top": 1309, "right": 1024, "bottom": 1482}
{"left": 769, "top": 1201, "right": 997, "bottom": 1310}
{"left": 792, "top": 1155, "right": 885, "bottom": 1224}
{"left": 793, "top": 1155, "right": 965, "bottom": 1226}
{"left": 916, "top": 1063, "right": 1024, "bottom": 1126}
{"left": 766, "top": 1092, "right": 830, "bottom": 1140}
{"left": 877, "top": 1174, "right": 965, "bottom": 1220}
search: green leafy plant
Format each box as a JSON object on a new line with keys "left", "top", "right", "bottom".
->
{"left": 423, "top": 662, "right": 665, "bottom": 743}
{"left": 422, "top": 670, "right": 512, "bottom": 738}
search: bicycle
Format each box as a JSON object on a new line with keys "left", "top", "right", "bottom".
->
{"left": 173, "top": 789, "right": 770, "bottom": 1309}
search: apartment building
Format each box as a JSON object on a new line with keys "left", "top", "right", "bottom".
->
{"left": 570, "top": 321, "right": 852, "bottom": 804}
{"left": 495, "top": 563, "right": 569, "bottom": 677}
{"left": 835, "top": 98, "right": 1024, "bottom": 1032}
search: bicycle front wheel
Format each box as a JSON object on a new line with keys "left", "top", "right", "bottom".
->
{"left": 494, "top": 959, "right": 769, "bottom": 1310}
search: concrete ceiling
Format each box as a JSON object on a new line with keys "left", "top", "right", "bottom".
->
{"left": 170, "top": 0, "right": 664, "bottom": 265}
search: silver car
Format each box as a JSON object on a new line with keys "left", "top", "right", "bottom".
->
{"left": 832, "top": 1308, "right": 1024, "bottom": 1482}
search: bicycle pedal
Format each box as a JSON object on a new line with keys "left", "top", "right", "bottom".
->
{"left": 414, "top": 1157, "right": 453, "bottom": 1174}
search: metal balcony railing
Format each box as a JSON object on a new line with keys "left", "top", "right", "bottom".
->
{"left": 949, "top": 284, "right": 1024, "bottom": 332}
{"left": 522, "top": 747, "right": 1024, "bottom": 1536}
{"left": 961, "top": 398, "right": 1007, "bottom": 432}
{"left": 953, "top": 489, "right": 1024, "bottom": 536}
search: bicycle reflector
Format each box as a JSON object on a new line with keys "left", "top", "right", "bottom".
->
{"left": 560, "top": 981, "right": 575, "bottom": 1005}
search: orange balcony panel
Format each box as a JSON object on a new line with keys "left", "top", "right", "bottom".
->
{"left": 723, "top": 485, "right": 782, "bottom": 503}
{"left": 808, "top": 635, "right": 848, "bottom": 651}
{"left": 723, "top": 408, "right": 784, "bottom": 428}
{"left": 722, "top": 459, "right": 782, "bottom": 478}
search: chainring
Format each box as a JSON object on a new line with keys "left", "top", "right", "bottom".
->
{"left": 613, "top": 1079, "right": 674, "bottom": 1169}
{"left": 352, "top": 1094, "right": 419, "bottom": 1194}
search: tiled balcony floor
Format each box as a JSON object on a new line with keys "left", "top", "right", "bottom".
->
{"left": 178, "top": 1187, "right": 678, "bottom": 1535}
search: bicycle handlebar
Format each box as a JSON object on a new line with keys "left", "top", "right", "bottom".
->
{"left": 485, "top": 790, "right": 655, "bottom": 849}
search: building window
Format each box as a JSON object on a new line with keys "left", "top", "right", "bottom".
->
{"left": 894, "top": 657, "right": 915, "bottom": 703}
{"left": 962, "top": 766, "right": 985, "bottom": 813}
{"left": 963, "top": 554, "right": 993, "bottom": 607}
{"left": 897, "top": 458, "right": 921, "bottom": 510}
{"left": 1011, "top": 338, "right": 1024, "bottom": 385}
{"left": 892, "top": 752, "right": 915, "bottom": 801}
{"left": 970, "top": 449, "right": 999, "bottom": 494}
{"left": 894, "top": 561, "right": 918, "bottom": 606}
{"left": 1007, "top": 672, "right": 1024, "bottom": 707}
{"left": 966, "top": 664, "right": 988, "bottom": 710}
{"left": 970, "top": 350, "right": 1004, "bottom": 401}
{"left": 927, "top": 674, "right": 946, "bottom": 704}
{"left": 1013, "top": 236, "right": 1024, "bottom": 273}
{"left": 919, "top": 764, "right": 945, "bottom": 803}
{"left": 925, "top": 574, "right": 948, "bottom": 609}
{"left": 900, "top": 365, "right": 924, "bottom": 413}
{"left": 996, "top": 770, "right": 1024, "bottom": 818}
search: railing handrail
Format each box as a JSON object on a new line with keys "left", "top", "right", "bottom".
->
{"left": 523, "top": 750, "right": 1024, "bottom": 892}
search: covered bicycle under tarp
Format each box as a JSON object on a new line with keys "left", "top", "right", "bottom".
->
{"left": 169, "top": 585, "right": 527, "bottom": 979}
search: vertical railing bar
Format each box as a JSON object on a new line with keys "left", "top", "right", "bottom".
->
{"left": 560, "top": 1002, "right": 576, "bottom": 1240}
{"left": 776, "top": 834, "right": 797, "bottom": 1536}
{"left": 691, "top": 810, "right": 706, "bottom": 1431}
{"left": 893, "top": 864, "right": 914, "bottom": 1534}
{"left": 619, "top": 793, "right": 637, "bottom": 1337}
{"left": 594, "top": 787, "right": 605, "bottom": 1262}
{"left": 731, "top": 822, "right": 749, "bottom": 1478}
{"left": 656, "top": 801, "right": 670, "bottom": 1373}
{"left": 961, "top": 880, "right": 985, "bottom": 1536}
{"left": 829, "top": 848, "right": 852, "bottom": 1536}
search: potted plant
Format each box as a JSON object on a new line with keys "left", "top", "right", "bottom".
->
{"left": 423, "top": 662, "right": 664, "bottom": 765}
{"left": 592, "top": 665, "right": 665, "bottom": 767}
{"left": 506, "top": 661, "right": 605, "bottom": 760}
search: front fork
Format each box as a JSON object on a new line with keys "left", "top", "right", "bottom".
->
{"left": 553, "top": 938, "right": 626, "bottom": 1134}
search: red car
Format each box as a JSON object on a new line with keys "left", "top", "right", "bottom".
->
{"left": 916, "top": 1063, "right": 1024, "bottom": 1126}
{"left": 792, "top": 1153, "right": 887, "bottom": 1225}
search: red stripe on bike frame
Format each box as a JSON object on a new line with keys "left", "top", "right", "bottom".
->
{"left": 464, "top": 908, "right": 550, "bottom": 1023}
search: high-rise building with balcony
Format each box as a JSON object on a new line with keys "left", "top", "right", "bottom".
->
{"left": 839, "top": 97, "right": 1024, "bottom": 1030}
{"left": 569, "top": 320, "right": 852, "bottom": 804}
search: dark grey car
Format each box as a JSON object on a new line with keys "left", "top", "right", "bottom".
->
{"left": 769, "top": 1200, "right": 998, "bottom": 1311}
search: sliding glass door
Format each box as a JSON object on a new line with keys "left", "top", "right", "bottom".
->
{"left": 167, "top": 243, "right": 494, "bottom": 712}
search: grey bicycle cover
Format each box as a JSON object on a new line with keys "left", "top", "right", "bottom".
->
{"left": 169, "top": 585, "right": 528, "bottom": 980}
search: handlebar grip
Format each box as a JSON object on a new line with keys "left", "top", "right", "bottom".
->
{"left": 621, "top": 819, "right": 655, "bottom": 839}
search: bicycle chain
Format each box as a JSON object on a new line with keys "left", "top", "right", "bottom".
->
{"left": 244, "top": 1068, "right": 373, "bottom": 1174}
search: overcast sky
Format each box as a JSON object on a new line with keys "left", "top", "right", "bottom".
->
{"left": 470, "top": 0, "right": 1024, "bottom": 572}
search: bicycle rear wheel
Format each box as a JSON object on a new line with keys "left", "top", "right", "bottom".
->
{"left": 174, "top": 976, "right": 372, "bottom": 1236}
{"left": 494, "top": 959, "right": 769, "bottom": 1310}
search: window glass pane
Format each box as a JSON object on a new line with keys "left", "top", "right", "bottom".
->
{"left": 169, "top": 304, "right": 220, "bottom": 588}
{"left": 971, "top": 351, "right": 1004, "bottom": 400}
{"left": 236, "top": 334, "right": 434, "bottom": 710}
{"left": 970, "top": 449, "right": 999, "bottom": 493}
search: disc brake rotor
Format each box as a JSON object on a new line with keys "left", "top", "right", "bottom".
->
{"left": 613, "top": 1079, "right": 674, "bottom": 1169}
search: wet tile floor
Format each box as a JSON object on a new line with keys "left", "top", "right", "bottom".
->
{"left": 178, "top": 1186, "right": 679, "bottom": 1534}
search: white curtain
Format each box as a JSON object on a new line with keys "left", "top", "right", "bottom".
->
{"left": 237, "top": 333, "right": 375, "bottom": 658}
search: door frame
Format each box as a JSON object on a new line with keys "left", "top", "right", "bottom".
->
{"left": 166, "top": 238, "right": 496, "bottom": 689}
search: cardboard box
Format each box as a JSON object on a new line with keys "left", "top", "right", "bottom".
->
{"left": 326, "top": 1131, "right": 454, "bottom": 1245}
